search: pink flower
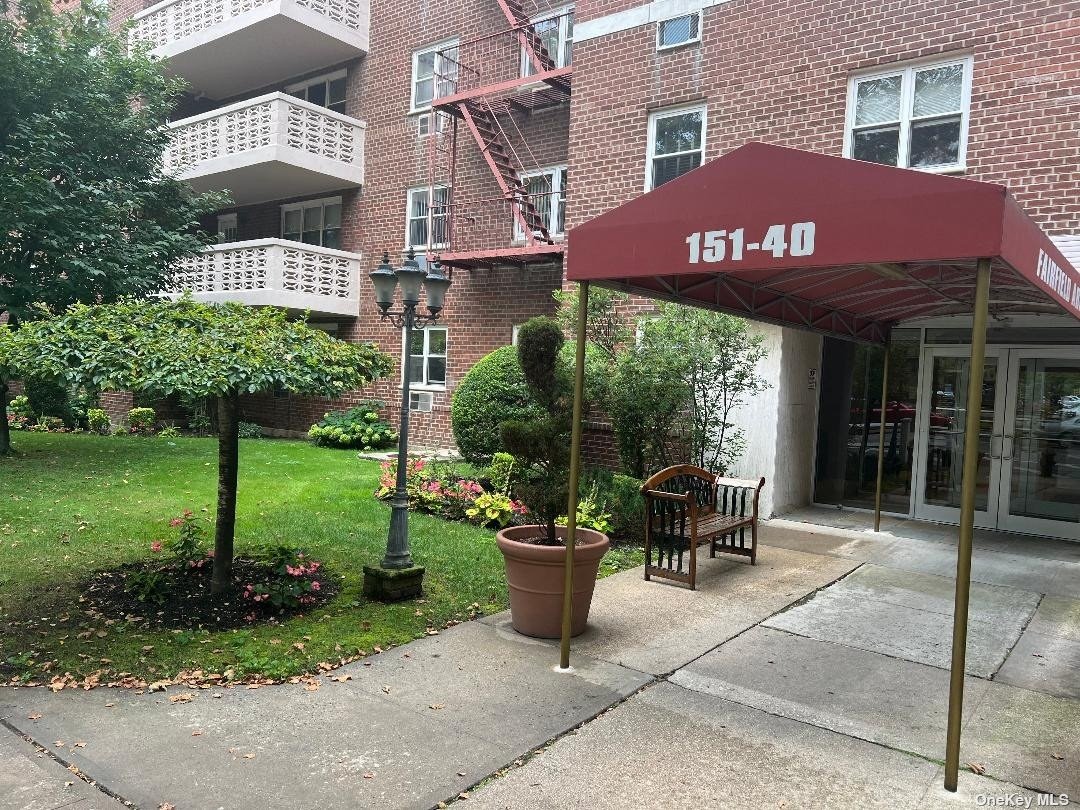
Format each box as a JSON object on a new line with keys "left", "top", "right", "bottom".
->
{"left": 206, "top": 550, "right": 215, "bottom": 558}
{"left": 311, "top": 581, "right": 321, "bottom": 591}
{"left": 150, "top": 541, "right": 163, "bottom": 553}
{"left": 169, "top": 518, "right": 184, "bottom": 528}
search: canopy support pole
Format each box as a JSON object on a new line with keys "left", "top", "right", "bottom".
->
{"left": 559, "top": 280, "right": 589, "bottom": 670}
{"left": 873, "top": 336, "right": 891, "bottom": 532}
{"left": 944, "top": 257, "right": 992, "bottom": 791}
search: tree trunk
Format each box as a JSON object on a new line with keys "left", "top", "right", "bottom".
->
{"left": 0, "top": 377, "right": 11, "bottom": 455}
{"left": 211, "top": 393, "right": 240, "bottom": 594}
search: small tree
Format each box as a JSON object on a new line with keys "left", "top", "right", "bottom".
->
{"left": 553, "top": 285, "right": 632, "bottom": 364}
{"left": 14, "top": 298, "right": 392, "bottom": 592}
{"left": 639, "top": 304, "right": 769, "bottom": 474}
{"left": 499, "top": 318, "right": 574, "bottom": 545}
{"left": 0, "top": 0, "right": 224, "bottom": 452}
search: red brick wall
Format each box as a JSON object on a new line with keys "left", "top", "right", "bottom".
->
{"left": 567, "top": 0, "right": 1080, "bottom": 235}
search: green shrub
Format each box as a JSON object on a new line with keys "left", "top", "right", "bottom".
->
{"left": 451, "top": 346, "right": 543, "bottom": 464}
{"left": 128, "top": 407, "right": 156, "bottom": 433}
{"left": 124, "top": 568, "right": 170, "bottom": 604}
{"left": 556, "top": 481, "right": 613, "bottom": 534}
{"left": 582, "top": 469, "right": 644, "bottom": 544}
{"left": 158, "top": 425, "right": 181, "bottom": 438}
{"left": 8, "top": 394, "right": 31, "bottom": 418}
{"left": 238, "top": 421, "right": 263, "bottom": 439}
{"left": 25, "top": 375, "right": 73, "bottom": 426}
{"left": 308, "top": 404, "right": 395, "bottom": 450}
{"left": 87, "top": 408, "right": 110, "bottom": 435}
{"left": 113, "top": 425, "right": 130, "bottom": 436}
{"left": 29, "top": 415, "right": 66, "bottom": 432}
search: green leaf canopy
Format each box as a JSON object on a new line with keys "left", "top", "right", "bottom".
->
{"left": 14, "top": 298, "right": 393, "bottom": 399}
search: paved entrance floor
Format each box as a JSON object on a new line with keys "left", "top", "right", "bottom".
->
{"left": 2, "top": 515, "right": 1078, "bottom": 809}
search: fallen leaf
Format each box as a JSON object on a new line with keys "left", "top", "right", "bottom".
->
{"left": 429, "top": 703, "right": 445, "bottom": 710}
{"left": 74, "top": 742, "right": 86, "bottom": 748}
{"left": 304, "top": 681, "right": 320, "bottom": 692}
{"left": 292, "top": 642, "right": 305, "bottom": 651}
{"left": 28, "top": 713, "right": 42, "bottom": 721}
{"left": 55, "top": 741, "right": 65, "bottom": 747}
{"left": 968, "top": 762, "right": 986, "bottom": 775}
{"left": 330, "top": 675, "right": 351, "bottom": 683}
{"left": 381, "top": 686, "right": 391, "bottom": 694}
{"left": 242, "top": 753, "right": 256, "bottom": 759}
{"left": 168, "top": 693, "right": 194, "bottom": 704}
{"left": 1051, "top": 753, "right": 1064, "bottom": 760}
{"left": 141, "top": 646, "right": 154, "bottom": 652}
{"left": 457, "top": 771, "right": 466, "bottom": 777}
{"left": 363, "top": 772, "right": 376, "bottom": 779}
{"left": 191, "top": 730, "right": 203, "bottom": 737}
{"left": 160, "top": 804, "right": 176, "bottom": 810}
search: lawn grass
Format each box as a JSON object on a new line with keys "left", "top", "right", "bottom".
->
{"left": 0, "top": 433, "right": 643, "bottom": 685}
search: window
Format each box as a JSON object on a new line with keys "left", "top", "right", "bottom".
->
{"left": 646, "top": 105, "right": 705, "bottom": 190}
{"left": 657, "top": 12, "right": 700, "bottom": 50}
{"left": 405, "top": 327, "right": 447, "bottom": 389}
{"left": 216, "top": 213, "right": 237, "bottom": 244}
{"left": 410, "top": 391, "right": 434, "bottom": 412}
{"left": 417, "top": 110, "right": 452, "bottom": 138}
{"left": 514, "top": 166, "right": 566, "bottom": 240}
{"left": 412, "top": 40, "right": 459, "bottom": 112}
{"left": 286, "top": 71, "right": 347, "bottom": 114}
{"left": 406, "top": 186, "right": 450, "bottom": 250}
{"left": 845, "top": 56, "right": 973, "bottom": 171}
{"left": 521, "top": 8, "right": 573, "bottom": 77}
{"left": 281, "top": 197, "right": 342, "bottom": 249}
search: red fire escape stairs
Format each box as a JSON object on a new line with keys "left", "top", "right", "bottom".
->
{"left": 430, "top": 4, "right": 573, "bottom": 270}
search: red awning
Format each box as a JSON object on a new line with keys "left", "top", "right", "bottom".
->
{"left": 567, "top": 143, "right": 1080, "bottom": 343}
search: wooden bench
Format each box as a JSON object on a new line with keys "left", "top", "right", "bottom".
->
{"left": 640, "top": 465, "right": 765, "bottom": 590}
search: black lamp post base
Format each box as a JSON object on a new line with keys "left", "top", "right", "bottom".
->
{"left": 363, "top": 564, "right": 425, "bottom": 602}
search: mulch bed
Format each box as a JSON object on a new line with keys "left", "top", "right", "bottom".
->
{"left": 81, "top": 558, "right": 338, "bottom": 632}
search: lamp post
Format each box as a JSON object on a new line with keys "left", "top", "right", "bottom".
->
{"left": 363, "top": 249, "right": 451, "bottom": 601}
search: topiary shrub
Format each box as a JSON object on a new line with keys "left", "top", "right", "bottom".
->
{"left": 25, "top": 375, "right": 73, "bottom": 426}
{"left": 451, "top": 346, "right": 543, "bottom": 464}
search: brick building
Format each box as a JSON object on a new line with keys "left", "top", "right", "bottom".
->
{"left": 111, "top": 0, "right": 1079, "bottom": 535}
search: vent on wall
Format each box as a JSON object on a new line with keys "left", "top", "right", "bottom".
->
{"left": 410, "top": 391, "right": 433, "bottom": 412}
{"left": 1051, "top": 234, "right": 1080, "bottom": 273}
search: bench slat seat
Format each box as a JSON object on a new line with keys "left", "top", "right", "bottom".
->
{"left": 640, "top": 465, "right": 765, "bottom": 590}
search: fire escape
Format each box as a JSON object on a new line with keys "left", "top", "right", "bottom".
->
{"left": 428, "top": 2, "right": 572, "bottom": 269}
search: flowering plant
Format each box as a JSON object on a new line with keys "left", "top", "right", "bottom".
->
{"left": 162, "top": 510, "right": 212, "bottom": 571}
{"left": 375, "top": 458, "right": 528, "bottom": 528}
{"left": 242, "top": 547, "right": 324, "bottom": 611}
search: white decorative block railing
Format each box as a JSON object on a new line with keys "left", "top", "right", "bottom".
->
{"left": 163, "top": 93, "right": 364, "bottom": 176}
{"left": 131, "top": 0, "right": 366, "bottom": 51}
{"left": 166, "top": 239, "right": 360, "bottom": 315}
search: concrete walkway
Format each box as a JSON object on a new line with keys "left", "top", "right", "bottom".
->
{"left": 2, "top": 515, "right": 1078, "bottom": 809}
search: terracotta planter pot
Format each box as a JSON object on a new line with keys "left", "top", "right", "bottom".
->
{"left": 496, "top": 525, "right": 610, "bottom": 639}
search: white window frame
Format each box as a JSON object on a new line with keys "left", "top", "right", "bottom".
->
{"left": 842, "top": 54, "right": 974, "bottom": 174}
{"left": 280, "top": 196, "right": 342, "bottom": 248}
{"left": 645, "top": 103, "right": 707, "bottom": 192}
{"left": 520, "top": 6, "right": 573, "bottom": 78}
{"left": 402, "top": 326, "right": 448, "bottom": 391}
{"left": 405, "top": 186, "right": 450, "bottom": 252}
{"left": 411, "top": 39, "right": 459, "bottom": 114}
{"left": 216, "top": 213, "right": 238, "bottom": 244}
{"left": 417, "top": 109, "right": 452, "bottom": 138}
{"left": 286, "top": 69, "right": 348, "bottom": 114}
{"left": 656, "top": 11, "right": 701, "bottom": 51}
{"left": 513, "top": 165, "right": 567, "bottom": 242}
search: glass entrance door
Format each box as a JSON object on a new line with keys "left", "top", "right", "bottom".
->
{"left": 996, "top": 349, "right": 1080, "bottom": 540}
{"left": 913, "top": 345, "right": 1080, "bottom": 540}
{"left": 913, "top": 347, "right": 1005, "bottom": 527}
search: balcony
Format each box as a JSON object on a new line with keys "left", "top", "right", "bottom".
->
{"left": 130, "top": 0, "right": 368, "bottom": 99}
{"left": 165, "top": 239, "right": 360, "bottom": 317}
{"left": 164, "top": 93, "right": 364, "bottom": 205}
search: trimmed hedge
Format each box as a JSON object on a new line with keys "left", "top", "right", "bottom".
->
{"left": 451, "top": 346, "right": 543, "bottom": 464}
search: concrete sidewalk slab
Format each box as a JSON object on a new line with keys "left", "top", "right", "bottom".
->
{"left": 467, "top": 682, "right": 1041, "bottom": 810}
{"left": 0, "top": 726, "right": 126, "bottom": 810}
{"left": 0, "top": 622, "right": 651, "bottom": 810}
{"left": 479, "top": 544, "right": 859, "bottom": 676}
{"left": 763, "top": 564, "right": 1039, "bottom": 676}
{"left": 996, "top": 628, "right": 1080, "bottom": 699}
{"left": 962, "top": 682, "right": 1080, "bottom": 796}
{"left": 669, "top": 625, "right": 991, "bottom": 762}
